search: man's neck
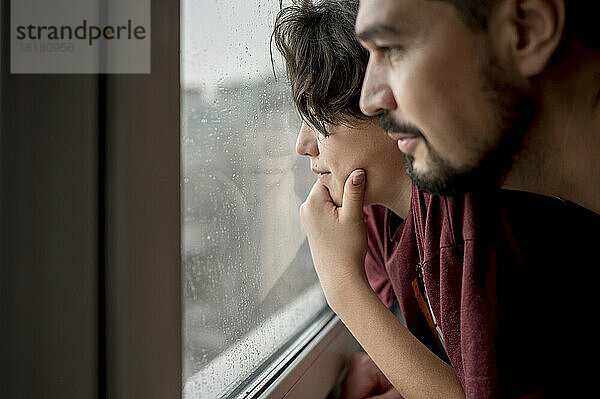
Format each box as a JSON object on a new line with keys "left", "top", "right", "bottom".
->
{"left": 503, "top": 46, "right": 600, "bottom": 214}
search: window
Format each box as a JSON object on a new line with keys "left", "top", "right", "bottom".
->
{"left": 181, "top": 0, "right": 328, "bottom": 397}
{"left": 1, "top": 0, "right": 356, "bottom": 396}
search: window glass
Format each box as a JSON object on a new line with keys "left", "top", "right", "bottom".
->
{"left": 181, "top": 0, "right": 326, "bottom": 397}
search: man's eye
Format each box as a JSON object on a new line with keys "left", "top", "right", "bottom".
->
{"left": 381, "top": 46, "right": 404, "bottom": 61}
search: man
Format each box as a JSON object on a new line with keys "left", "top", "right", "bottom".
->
{"left": 283, "top": 0, "right": 600, "bottom": 398}
{"left": 356, "top": 0, "right": 600, "bottom": 213}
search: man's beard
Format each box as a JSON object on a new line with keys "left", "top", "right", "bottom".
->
{"left": 381, "top": 57, "right": 535, "bottom": 196}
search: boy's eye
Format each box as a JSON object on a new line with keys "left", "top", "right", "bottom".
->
{"left": 317, "top": 133, "right": 329, "bottom": 143}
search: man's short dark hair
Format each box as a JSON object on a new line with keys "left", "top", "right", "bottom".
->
{"left": 272, "top": 0, "right": 371, "bottom": 137}
{"left": 437, "top": 0, "right": 600, "bottom": 49}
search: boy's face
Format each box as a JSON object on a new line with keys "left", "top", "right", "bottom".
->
{"left": 356, "top": 0, "right": 534, "bottom": 194}
{"left": 296, "top": 119, "right": 405, "bottom": 206}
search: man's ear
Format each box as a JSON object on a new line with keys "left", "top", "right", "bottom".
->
{"left": 491, "top": 0, "right": 565, "bottom": 78}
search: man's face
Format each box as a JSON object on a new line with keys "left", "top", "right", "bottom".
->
{"left": 296, "top": 119, "right": 405, "bottom": 207}
{"left": 356, "top": 0, "right": 534, "bottom": 194}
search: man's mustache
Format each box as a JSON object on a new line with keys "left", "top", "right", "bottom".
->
{"left": 379, "top": 112, "right": 424, "bottom": 138}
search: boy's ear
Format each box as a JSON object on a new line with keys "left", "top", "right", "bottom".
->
{"left": 489, "top": 0, "right": 566, "bottom": 78}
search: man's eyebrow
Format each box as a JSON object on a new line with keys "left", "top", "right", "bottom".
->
{"left": 355, "top": 24, "right": 405, "bottom": 43}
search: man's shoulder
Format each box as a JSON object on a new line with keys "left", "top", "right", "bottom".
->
{"left": 410, "top": 186, "right": 600, "bottom": 265}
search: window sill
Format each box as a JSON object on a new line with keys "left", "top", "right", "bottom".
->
{"left": 256, "top": 313, "right": 361, "bottom": 399}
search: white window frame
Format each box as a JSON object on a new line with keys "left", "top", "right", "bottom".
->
{"left": 256, "top": 314, "right": 362, "bottom": 399}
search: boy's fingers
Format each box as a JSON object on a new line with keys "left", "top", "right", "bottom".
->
{"left": 340, "top": 169, "right": 366, "bottom": 222}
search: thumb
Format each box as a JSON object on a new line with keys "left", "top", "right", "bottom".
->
{"left": 340, "top": 169, "right": 366, "bottom": 222}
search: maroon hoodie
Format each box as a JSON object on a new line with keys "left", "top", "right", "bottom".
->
{"left": 364, "top": 185, "right": 600, "bottom": 398}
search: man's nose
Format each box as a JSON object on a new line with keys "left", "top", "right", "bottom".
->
{"left": 360, "top": 58, "right": 397, "bottom": 116}
{"left": 296, "top": 121, "right": 319, "bottom": 157}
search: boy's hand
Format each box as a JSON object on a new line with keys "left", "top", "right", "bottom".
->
{"left": 299, "top": 169, "right": 369, "bottom": 308}
{"left": 341, "top": 352, "right": 403, "bottom": 399}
